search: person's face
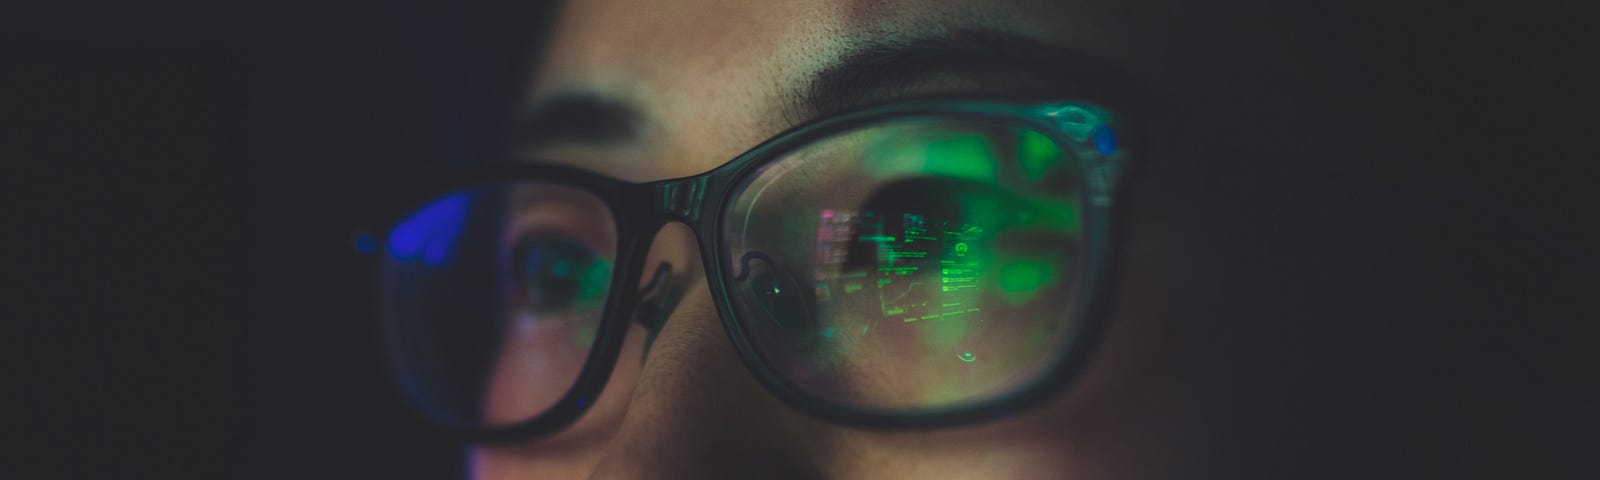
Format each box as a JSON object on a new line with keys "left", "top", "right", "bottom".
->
{"left": 475, "top": 0, "right": 1372, "bottom": 478}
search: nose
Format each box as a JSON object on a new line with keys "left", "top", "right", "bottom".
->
{"left": 587, "top": 224, "right": 833, "bottom": 478}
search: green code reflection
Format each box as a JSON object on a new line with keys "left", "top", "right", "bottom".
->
{"left": 813, "top": 209, "right": 985, "bottom": 326}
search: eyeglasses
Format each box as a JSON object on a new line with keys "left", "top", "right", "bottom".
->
{"left": 372, "top": 99, "right": 1132, "bottom": 443}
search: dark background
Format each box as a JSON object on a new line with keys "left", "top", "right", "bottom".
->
{"left": 4, "top": 1, "right": 1597, "bottom": 478}
{"left": 7, "top": 0, "right": 550, "bottom": 477}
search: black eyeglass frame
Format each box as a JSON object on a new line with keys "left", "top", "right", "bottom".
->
{"left": 369, "top": 98, "right": 1136, "bottom": 444}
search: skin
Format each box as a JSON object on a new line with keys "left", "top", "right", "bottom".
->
{"left": 473, "top": 0, "right": 1386, "bottom": 478}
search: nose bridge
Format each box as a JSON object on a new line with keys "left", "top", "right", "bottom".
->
{"left": 590, "top": 274, "right": 830, "bottom": 477}
{"left": 652, "top": 175, "right": 709, "bottom": 224}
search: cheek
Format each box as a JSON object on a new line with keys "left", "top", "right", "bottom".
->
{"left": 482, "top": 313, "right": 596, "bottom": 425}
{"left": 471, "top": 325, "right": 650, "bottom": 478}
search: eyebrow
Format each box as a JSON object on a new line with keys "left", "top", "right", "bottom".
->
{"left": 512, "top": 93, "right": 642, "bottom": 152}
{"left": 511, "top": 29, "right": 1132, "bottom": 152}
{"left": 796, "top": 29, "right": 1132, "bottom": 123}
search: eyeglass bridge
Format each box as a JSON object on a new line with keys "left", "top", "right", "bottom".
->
{"left": 654, "top": 175, "right": 709, "bottom": 223}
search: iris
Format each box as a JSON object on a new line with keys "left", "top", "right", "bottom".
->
{"left": 514, "top": 236, "right": 610, "bottom": 313}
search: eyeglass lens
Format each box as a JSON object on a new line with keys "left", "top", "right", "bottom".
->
{"left": 723, "top": 117, "right": 1084, "bottom": 411}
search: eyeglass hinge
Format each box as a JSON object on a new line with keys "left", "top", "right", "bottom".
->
{"left": 1039, "top": 103, "right": 1125, "bottom": 207}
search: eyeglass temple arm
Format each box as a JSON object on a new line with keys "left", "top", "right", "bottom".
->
{"left": 1038, "top": 103, "right": 1126, "bottom": 207}
{"left": 631, "top": 261, "right": 690, "bottom": 351}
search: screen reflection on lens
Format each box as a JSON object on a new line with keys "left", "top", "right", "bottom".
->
{"left": 723, "top": 118, "right": 1085, "bottom": 410}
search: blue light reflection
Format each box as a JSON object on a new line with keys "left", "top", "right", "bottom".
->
{"left": 387, "top": 193, "right": 470, "bottom": 266}
{"left": 352, "top": 231, "right": 377, "bottom": 255}
{"left": 1092, "top": 124, "right": 1117, "bottom": 155}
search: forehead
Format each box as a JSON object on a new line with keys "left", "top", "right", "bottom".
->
{"left": 525, "top": 0, "right": 1126, "bottom": 178}
{"left": 538, "top": 0, "right": 1086, "bottom": 76}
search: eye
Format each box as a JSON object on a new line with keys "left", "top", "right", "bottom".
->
{"left": 512, "top": 236, "right": 611, "bottom": 314}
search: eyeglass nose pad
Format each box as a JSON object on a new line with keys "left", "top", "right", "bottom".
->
{"left": 735, "top": 252, "right": 818, "bottom": 347}
{"left": 632, "top": 261, "right": 686, "bottom": 348}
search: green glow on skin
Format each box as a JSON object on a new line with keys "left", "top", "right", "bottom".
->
{"left": 576, "top": 257, "right": 611, "bottom": 309}
{"left": 1018, "top": 129, "right": 1062, "bottom": 181}
{"left": 920, "top": 133, "right": 997, "bottom": 181}
{"left": 1025, "top": 197, "right": 1083, "bottom": 232}
{"left": 575, "top": 324, "right": 596, "bottom": 348}
{"left": 997, "top": 260, "right": 1054, "bottom": 305}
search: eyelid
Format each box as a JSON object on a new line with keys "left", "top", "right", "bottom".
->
{"left": 497, "top": 200, "right": 620, "bottom": 292}
{"left": 502, "top": 208, "right": 614, "bottom": 257}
